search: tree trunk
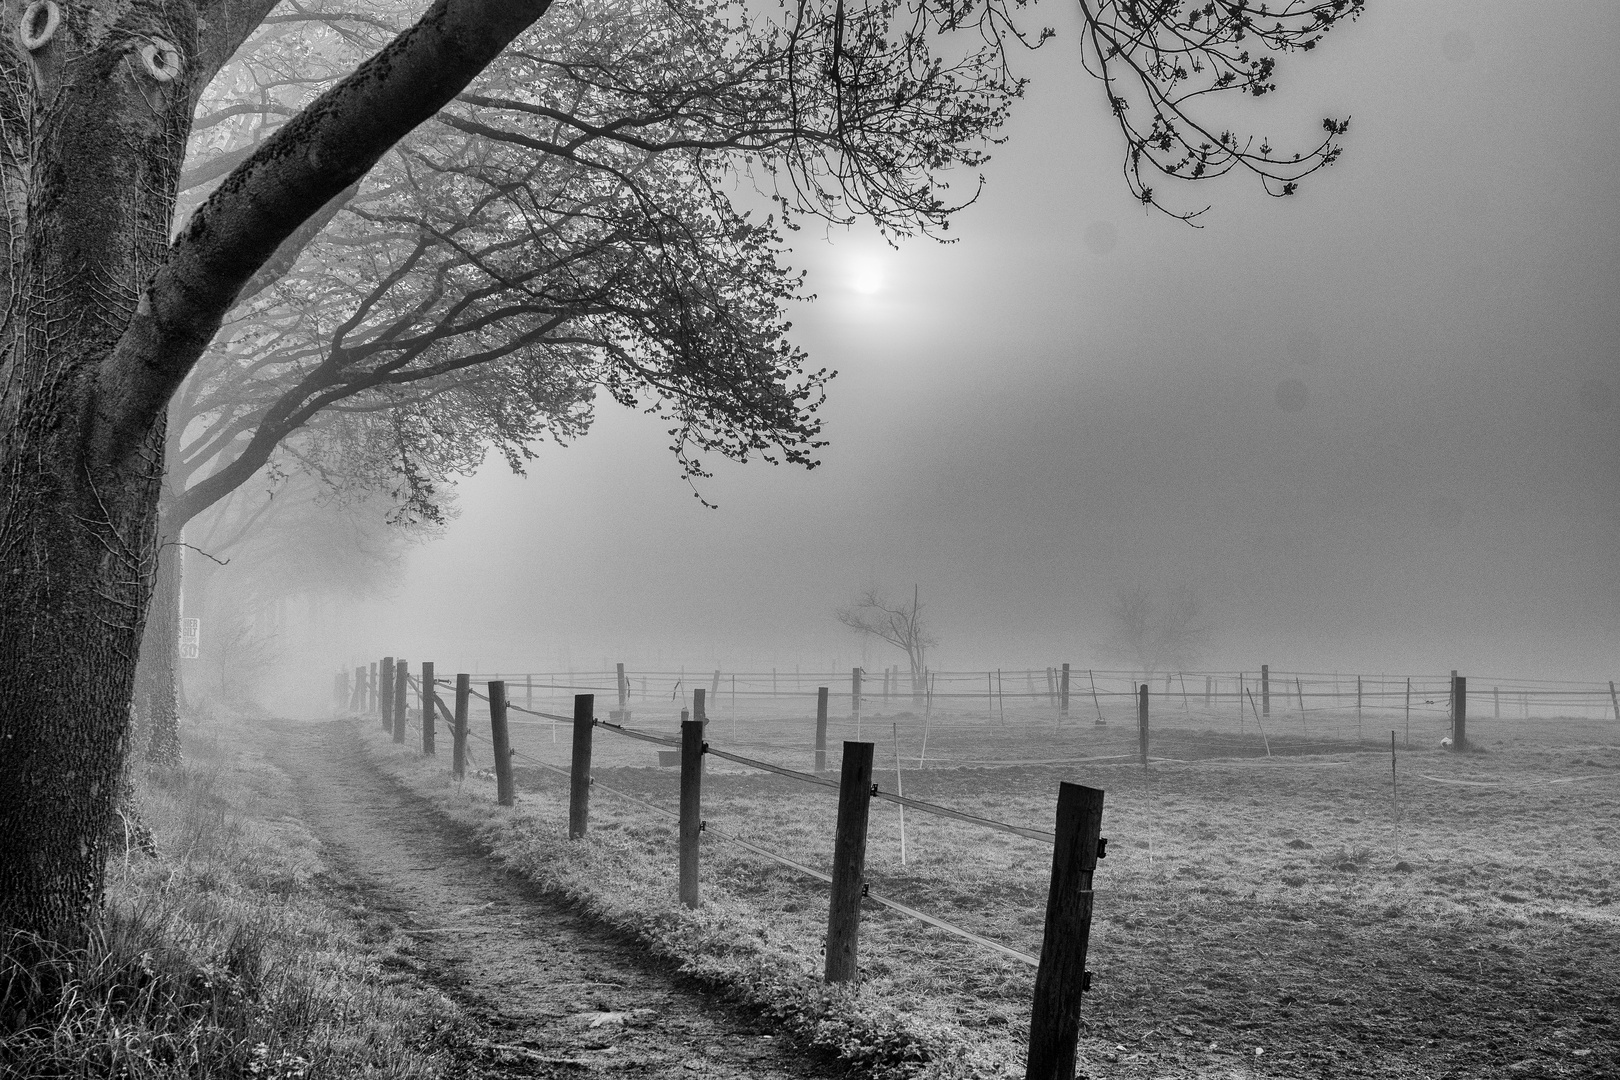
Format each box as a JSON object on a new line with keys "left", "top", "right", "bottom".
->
{"left": 0, "top": 0, "right": 557, "bottom": 950}
{"left": 0, "top": 11, "right": 194, "bottom": 946}
{"left": 133, "top": 522, "right": 183, "bottom": 767}
{"left": 0, "top": 416, "right": 168, "bottom": 945}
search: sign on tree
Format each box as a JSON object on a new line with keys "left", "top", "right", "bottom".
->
{"left": 179, "top": 619, "right": 201, "bottom": 660}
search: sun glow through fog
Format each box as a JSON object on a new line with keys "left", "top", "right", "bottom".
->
{"left": 849, "top": 257, "right": 885, "bottom": 295}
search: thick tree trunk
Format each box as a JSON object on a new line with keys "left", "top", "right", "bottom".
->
{"left": 0, "top": 22, "right": 188, "bottom": 943}
{"left": 0, "top": 422, "right": 168, "bottom": 944}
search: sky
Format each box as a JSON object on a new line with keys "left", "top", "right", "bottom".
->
{"left": 307, "top": 0, "right": 1617, "bottom": 689}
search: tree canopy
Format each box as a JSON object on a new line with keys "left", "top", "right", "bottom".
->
{"left": 171, "top": 0, "right": 1364, "bottom": 532}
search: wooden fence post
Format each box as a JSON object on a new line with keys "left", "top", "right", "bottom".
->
{"left": 1405, "top": 677, "right": 1411, "bottom": 747}
{"left": 815, "top": 686, "right": 829, "bottom": 773}
{"left": 693, "top": 686, "right": 707, "bottom": 728}
{"left": 853, "top": 667, "right": 863, "bottom": 740}
{"left": 1452, "top": 675, "right": 1467, "bottom": 751}
{"left": 1137, "top": 684, "right": 1149, "bottom": 766}
{"left": 1610, "top": 681, "right": 1619, "bottom": 721}
{"left": 569, "top": 693, "right": 595, "bottom": 838}
{"left": 452, "top": 674, "right": 470, "bottom": 780}
{"left": 420, "top": 662, "right": 436, "bottom": 755}
{"left": 825, "top": 741, "right": 875, "bottom": 983}
{"left": 1060, "top": 663, "right": 1070, "bottom": 718}
{"left": 367, "top": 662, "right": 378, "bottom": 712}
{"left": 392, "top": 659, "right": 408, "bottom": 743}
{"left": 380, "top": 657, "right": 395, "bottom": 729}
{"left": 1261, "top": 664, "right": 1270, "bottom": 717}
{"left": 1495, "top": 685, "right": 1500, "bottom": 719}
{"left": 1204, "top": 675, "right": 1212, "bottom": 706}
{"left": 615, "top": 662, "right": 629, "bottom": 720}
{"left": 1356, "top": 675, "right": 1363, "bottom": 720}
{"left": 1025, "top": 782, "right": 1105, "bottom": 1080}
{"left": 488, "top": 681, "right": 514, "bottom": 806}
{"left": 711, "top": 669, "right": 720, "bottom": 699}
{"left": 351, "top": 667, "right": 365, "bottom": 711}
{"left": 679, "top": 718, "right": 705, "bottom": 908}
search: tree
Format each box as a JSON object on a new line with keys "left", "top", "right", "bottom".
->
{"left": 1100, "top": 584, "right": 1213, "bottom": 677}
{"left": 837, "top": 586, "right": 938, "bottom": 702}
{"left": 145, "top": 0, "right": 1370, "bottom": 756}
{"left": 0, "top": 0, "right": 1361, "bottom": 944}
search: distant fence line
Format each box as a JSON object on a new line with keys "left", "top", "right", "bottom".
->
{"left": 334, "top": 662, "right": 1620, "bottom": 723}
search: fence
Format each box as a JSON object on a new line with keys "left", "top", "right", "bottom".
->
{"left": 336, "top": 661, "right": 1617, "bottom": 781}
{"left": 341, "top": 656, "right": 1110, "bottom": 1080}
{"left": 336, "top": 662, "right": 1620, "bottom": 730}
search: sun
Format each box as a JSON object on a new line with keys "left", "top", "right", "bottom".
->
{"left": 849, "top": 257, "right": 885, "bottom": 296}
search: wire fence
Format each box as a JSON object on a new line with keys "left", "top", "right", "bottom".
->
{"left": 407, "top": 673, "right": 1048, "bottom": 967}
{"left": 358, "top": 654, "right": 1618, "bottom": 980}
{"left": 337, "top": 652, "right": 1620, "bottom": 1076}
{"left": 416, "top": 665, "right": 1620, "bottom": 724}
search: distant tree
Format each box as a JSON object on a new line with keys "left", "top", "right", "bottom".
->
{"left": 837, "top": 586, "right": 938, "bottom": 701}
{"left": 1100, "top": 585, "right": 1213, "bottom": 677}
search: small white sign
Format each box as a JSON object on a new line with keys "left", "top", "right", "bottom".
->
{"left": 179, "top": 617, "right": 200, "bottom": 659}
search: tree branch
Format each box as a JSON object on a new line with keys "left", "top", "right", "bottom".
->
{"left": 96, "top": 0, "right": 557, "bottom": 468}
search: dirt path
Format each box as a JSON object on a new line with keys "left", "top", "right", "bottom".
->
{"left": 268, "top": 718, "right": 832, "bottom": 1079}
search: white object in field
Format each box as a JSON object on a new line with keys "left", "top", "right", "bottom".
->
{"left": 179, "top": 617, "right": 200, "bottom": 659}
{"left": 1439, "top": 736, "right": 1453, "bottom": 748}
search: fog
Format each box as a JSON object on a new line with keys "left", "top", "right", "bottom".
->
{"left": 241, "top": 0, "right": 1616, "bottom": 710}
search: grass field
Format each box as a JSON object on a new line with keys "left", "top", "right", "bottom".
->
{"left": 396, "top": 686, "right": 1620, "bottom": 1078}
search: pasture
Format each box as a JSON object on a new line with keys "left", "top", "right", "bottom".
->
{"left": 443, "top": 682, "right": 1620, "bottom": 1077}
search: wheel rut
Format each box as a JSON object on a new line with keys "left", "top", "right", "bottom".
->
{"left": 269, "top": 718, "right": 833, "bottom": 1078}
